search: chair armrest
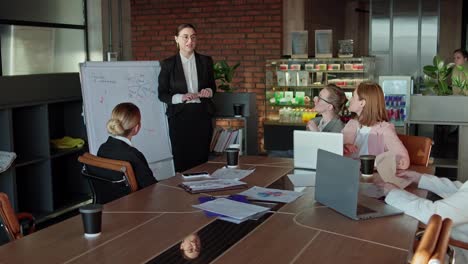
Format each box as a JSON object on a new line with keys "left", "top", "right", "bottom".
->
{"left": 449, "top": 238, "right": 468, "bottom": 250}
{"left": 16, "top": 212, "right": 35, "bottom": 235}
{"left": 81, "top": 169, "right": 128, "bottom": 184}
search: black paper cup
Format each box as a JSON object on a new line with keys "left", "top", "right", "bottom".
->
{"left": 233, "top": 104, "right": 244, "bottom": 117}
{"left": 360, "top": 155, "right": 376, "bottom": 177}
{"left": 225, "top": 148, "right": 240, "bottom": 168}
{"left": 79, "top": 204, "right": 103, "bottom": 238}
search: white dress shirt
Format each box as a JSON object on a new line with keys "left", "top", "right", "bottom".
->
{"left": 112, "top": 135, "right": 133, "bottom": 147}
{"left": 172, "top": 52, "right": 201, "bottom": 104}
{"left": 385, "top": 174, "right": 468, "bottom": 263}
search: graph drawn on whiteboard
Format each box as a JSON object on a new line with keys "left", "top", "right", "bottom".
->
{"left": 127, "top": 73, "right": 157, "bottom": 103}
{"left": 80, "top": 61, "right": 172, "bottom": 166}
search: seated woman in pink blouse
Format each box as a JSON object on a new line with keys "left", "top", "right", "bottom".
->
{"left": 342, "top": 82, "right": 410, "bottom": 169}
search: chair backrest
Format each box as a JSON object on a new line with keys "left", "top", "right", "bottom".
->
{"left": 398, "top": 134, "right": 432, "bottom": 166}
{"left": 0, "top": 193, "right": 21, "bottom": 241}
{"left": 430, "top": 218, "right": 453, "bottom": 263}
{"left": 412, "top": 214, "right": 454, "bottom": 264}
{"left": 78, "top": 152, "right": 138, "bottom": 204}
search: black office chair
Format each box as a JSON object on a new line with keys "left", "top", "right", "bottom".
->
{"left": 78, "top": 152, "right": 138, "bottom": 204}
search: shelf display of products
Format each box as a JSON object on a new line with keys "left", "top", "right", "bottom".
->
{"left": 385, "top": 95, "right": 407, "bottom": 126}
{"left": 265, "top": 57, "right": 375, "bottom": 125}
{"left": 378, "top": 76, "right": 412, "bottom": 127}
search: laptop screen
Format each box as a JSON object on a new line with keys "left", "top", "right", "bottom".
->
{"left": 293, "top": 131, "right": 343, "bottom": 170}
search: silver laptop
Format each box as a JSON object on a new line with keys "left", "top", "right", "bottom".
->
{"left": 293, "top": 131, "right": 343, "bottom": 171}
{"left": 315, "top": 149, "right": 403, "bottom": 220}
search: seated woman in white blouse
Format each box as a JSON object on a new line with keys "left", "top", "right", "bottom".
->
{"left": 380, "top": 170, "right": 468, "bottom": 263}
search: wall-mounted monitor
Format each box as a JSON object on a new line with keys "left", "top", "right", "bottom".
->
{"left": 315, "top": 30, "right": 333, "bottom": 58}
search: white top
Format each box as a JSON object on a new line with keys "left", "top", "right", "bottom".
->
{"left": 112, "top": 135, "right": 133, "bottom": 147}
{"left": 172, "top": 52, "right": 201, "bottom": 104}
{"left": 385, "top": 174, "right": 468, "bottom": 263}
{"left": 353, "top": 125, "right": 371, "bottom": 158}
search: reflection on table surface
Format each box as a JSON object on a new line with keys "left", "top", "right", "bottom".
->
{"left": 148, "top": 218, "right": 269, "bottom": 264}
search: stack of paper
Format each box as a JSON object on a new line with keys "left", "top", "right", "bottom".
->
{"left": 239, "top": 186, "right": 304, "bottom": 203}
{"left": 179, "top": 179, "right": 247, "bottom": 194}
{"left": 193, "top": 198, "right": 270, "bottom": 224}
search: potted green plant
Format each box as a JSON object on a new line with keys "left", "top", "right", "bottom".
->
{"left": 410, "top": 56, "right": 468, "bottom": 124}
{"left": 422, "top": 56, "right": 454, "bottom": 95}
{"left": 214, "top": 60, "right": 240, "bottom": 92}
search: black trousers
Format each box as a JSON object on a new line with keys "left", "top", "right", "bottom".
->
{"left": 168, "top": 103, "right": 213, "bottom": 172}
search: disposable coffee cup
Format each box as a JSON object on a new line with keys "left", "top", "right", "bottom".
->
{"left": 225, "top": 148, "right": 240, "bottom": 168}
{"left": 360, "top": 155, "right": 376, "bottom": 177}
{"left": 229, "top": 144, "right": 242, "bottom": 156}
{"left": 233, "top": 104, "right": 244, "bottom": 117}
{"left": 79, "top": 204, "right": 103, "bottom": 238}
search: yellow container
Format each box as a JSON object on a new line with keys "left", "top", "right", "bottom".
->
{"left": 302, "top": 111, "right": 317, "bottom": 123}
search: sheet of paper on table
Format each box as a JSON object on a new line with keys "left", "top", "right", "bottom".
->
{"left": 239, "top": 186, "right": 304, "bottom": 203}
{"left": 193, "top": 198, "right": 270, "bottom": 223}
{"left": 210, "top": 167, "right": 255, "bottom": 180}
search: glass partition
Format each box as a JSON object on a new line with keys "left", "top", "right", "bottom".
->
{"left": 0, "top": 25, "right": 86, "bottom": 75}
{"left": 0, "top": 0, "right": 84, "bottom": 25}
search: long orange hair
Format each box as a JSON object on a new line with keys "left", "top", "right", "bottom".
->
{"left": 356, "top": 82, "right": 388, "bottom": 126}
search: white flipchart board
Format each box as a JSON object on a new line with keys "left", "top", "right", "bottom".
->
{"left": 80, "top": 61, "right": 174, "bottom": 180}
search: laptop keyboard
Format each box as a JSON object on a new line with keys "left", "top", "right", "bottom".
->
{"left": 357, "top": 204, "right": 376, "bottom": 215}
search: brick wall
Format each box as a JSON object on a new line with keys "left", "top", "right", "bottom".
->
{"left": 131, "top": 0, "right": 283, "bottom": 153}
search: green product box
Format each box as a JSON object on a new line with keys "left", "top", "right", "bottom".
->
{"left": 274, "top": 91, "right": 284, "bottom": 104}
{"left": 284, "top": 91, "right": 294, "bottom": 103}
{"left": 295, "top": 91, "right": 305, "bottom": 105}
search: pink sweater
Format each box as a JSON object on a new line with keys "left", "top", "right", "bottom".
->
{"left": 342, "top": 119, "right": 410, "bottom": 169}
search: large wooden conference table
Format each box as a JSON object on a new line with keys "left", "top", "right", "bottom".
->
{"left": 0, "top": 156, "right": 433, "bottom": 264}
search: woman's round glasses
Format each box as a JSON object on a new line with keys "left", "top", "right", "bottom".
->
{"left": 178, "top": 34, "right": 197, "bottom": 42}
{"left": 314, "top": 95, "right": 332, "bottom": 104}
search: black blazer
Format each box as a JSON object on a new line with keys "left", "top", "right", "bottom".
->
{"left": 97, "top": 137, "right": 157, "bottom": 189}
{"left": 158, "top": 52, "right": 217, "bottom": 117}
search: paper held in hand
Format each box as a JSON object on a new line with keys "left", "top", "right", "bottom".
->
{"left": 375, "top": 152, "right": 411, "bottom": 189}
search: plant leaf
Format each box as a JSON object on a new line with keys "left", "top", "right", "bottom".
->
{"left": 437, "top": 59, "right": 445, "bottom": 70}
{"left": 213, "top": 60, "right": 241, "bottom": 91}
{"left": 423, "top": 66, "right": 437, "bottom": 78}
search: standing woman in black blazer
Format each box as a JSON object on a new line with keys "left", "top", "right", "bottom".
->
{"left": 98, "top": 102, "right": 157, "bottom": 189}
{"left": 158, "top": 23, "right": 216, "bottom": 172}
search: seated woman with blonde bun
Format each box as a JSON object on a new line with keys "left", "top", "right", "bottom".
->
{"left": 342, "top": 82, "right": 410, "bottom": 169}
{"left": 307, "top": 84, "right": 347, "bottom": 133}
{"left": 97, "top": 102, "right": 157, "bottom": 189}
